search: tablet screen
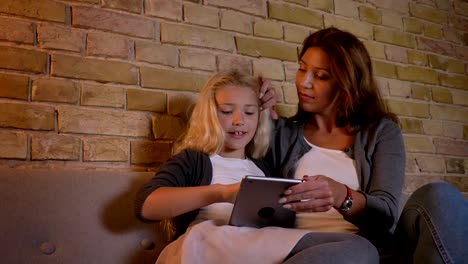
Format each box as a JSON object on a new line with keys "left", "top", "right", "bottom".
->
{"left": 228, "top": 176, "right": 302, "bottom": 228}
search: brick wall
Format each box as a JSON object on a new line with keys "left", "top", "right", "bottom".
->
{"left": 0, "top": 0, "right": 466, "bottom": 194}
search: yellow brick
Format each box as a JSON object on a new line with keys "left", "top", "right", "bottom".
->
{"left": 0, "top": 46, "right": 48, "bottom": 74}
{"left": 423, "top": 24, "right": 443, "bottom": 39}
{"left": 454, "top": 0, "right": 468, "bottom": 16}
{"left": 103, "top": 0, "right": 141, "bottom": 13}
{"left": 32, "top": 78, "right": 79, "bottom": 104}
{"left": 404, "top": 18, "right": 423, "bottom": 34}
{"left": 386, "top": 99, "right": 430, "bottom": 118}
{"left": 81, "top": 83, "right": 124, "bottom": 108}
{"left": 411, "top": 84, "right": 431, "bottom": 101}
{"left": 31, "top": 134, "right": 81, "bottom": 161}
{"left": 167, "top": 92, "right": 197, "bottom": 117}
{"left": 0, "top": 131, "right": 27, "bottom": 159}
{"left": 464, "top": 125, "right": 468, "bottom": 140}
{"left": 382, "top": 12, "right": 403, "bottom": 30}
{"left": 126, "top": 88, "right": 166, "bottom": 112}
{"left": 282, "top": 83, "right": 298, "bottom": 104}
{"left": 73, "top": 5, "right": 154, "bottom": 39}
{"left": 87, "top": 32, "right": 129, "bottom": 59}
{"left": 372, "top": 60, "right": 397, "bottom": 78}
{"left": 130, "top": 140, "right": 172, "bottom": 164}
{"left": 235, "top": 36, "right": 298, "bottom": 61}
{"left": 285, "top": 0, "right": 307, "bottom": 6}
{"left": 431, "top": 87, "right": 453, "bottom": 104}
{"left": 254, "top": 20, "right": 283, "bottom": 39}
{"left": 269, "top": 2, "right": 323, "bottom": 28}
{"left": 308, "top": 0, "right": 334, "bottom": 13}
{"left": 0, "top": 17, "right": 34, "bottom": 44}
{"left": 407, "top": 50, "right": 428, "bottom": 66}
{"left": 253, "top": 59, "right": 285, "bottom": 81}
{"left": 135, "top": 41, "right": 177, "bottom": 67}
{"left": 275, "top": 104, "right": 298, "bottom": 118}
{"left": 430, "top": 104, "right": 468, "bottom": 122}
{"left": 184, "top": 2, "right": 219, "bottom": 28}
{"left": 324, "top": 15, "right": 373, "bottom": 39}
{"left": 429, "top": 55, "right": 466, "bottom": 74}
{"left": 220, "top": 10, "right": 253, "bottom": 34}
{"left": 363, "top": 41, "right": 385, "bottom": 59}
{"left": 438, "top": 74, "right": 468, "bottom": 90}
{"left": 52, "top": 54, "right": 138, "bottom": 85}
{"left": 403, "top": 136, "right": 434, "bottom": 153}
{"left": 83, "top": 137, "right": 128, "bottom": 162}
{"left": 396, "top": 66, "right": 439, "bottom": 84}
{"left": 152, "top": 114, "right": 186, "bottom": 140}
{"left": 400, "top": 118, "right": 423, "bottom": 134}
{"left": 38, "top": 23, "right": 84, "bottom": 53}
{"left": 145, "top": 0, "right": 182, "bottom": 20}
{"left": 452, "top": 90, "right": 468, "bottom": 107}
{"left": 359, "top": 6, "right": 382, "bottom": 24}
{"left": 57, "top": 105, "right": 152, "bottom": 137}
{"left": 0, "top": 0, "right": 66, "bottom": 22}
{"left": 284, "top": 24, "right": 310, "bottom": 44}
{"left": 162, "top": 22, "right": 234, "bottom": 51}
{"left": 410, "top": 3, "right": 447, "bottom": 24}
{"left": 0, "top": 73, "right": 29, "bottom": 100}
{"left": 335, "top": 0, "right": 359, "bottom": 18}
{"left": 140, "top": 67, "right": 209, "bottom": 92}
{"left": 374, "top": 27, "right": 416, "bottom": 48}
{"left": 179, "top": 49, "right": 216, "bottom": 71}
{"left": 207, "top": 0, "right": 266, "bottom": 16}
{"left": 0, "top": 102, "right": 55, "bottom": 130}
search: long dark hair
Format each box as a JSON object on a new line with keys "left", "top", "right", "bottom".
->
{"left": 293, "top": 27, "right": 397, "bottom": 131}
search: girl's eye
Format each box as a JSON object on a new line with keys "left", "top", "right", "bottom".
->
{"left": 245, "top": 112, "right": 255, "bottom": 116}
{"left": 220, "top": 110, "right": 232, "bottom": 115}
{"left": 316, "top": 74, "right": 330, "bottom": 80}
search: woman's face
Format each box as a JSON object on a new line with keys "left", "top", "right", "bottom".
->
{"left": 215, "top": 85, "right": 259, "bottom": 159}
{"left": 295, "top": 47, "right": 338, "bottom": 115}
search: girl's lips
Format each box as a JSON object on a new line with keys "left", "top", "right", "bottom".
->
{"left": 228, "top": 131, "right": 247, "bottom": 139}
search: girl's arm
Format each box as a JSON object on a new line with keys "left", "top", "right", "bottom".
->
{"left": 141, "top": 183, "right": 240, "bottom": 221}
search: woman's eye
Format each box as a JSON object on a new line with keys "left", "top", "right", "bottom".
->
{"left": 245, "top": 112, "right": 255, "bottom": 116}
{"left": 220, "top": 110, "right": 232, "bottom": 115}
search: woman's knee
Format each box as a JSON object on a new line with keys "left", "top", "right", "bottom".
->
{"left": 406, "top": 182, "right": 464, "bottom": 211}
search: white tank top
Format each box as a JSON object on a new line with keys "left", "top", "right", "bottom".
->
{"left": 294, "top": 138, "right": 359, "bottom": 233}
{"left": 192, "top": 154, "right": 265, "bottom": 225}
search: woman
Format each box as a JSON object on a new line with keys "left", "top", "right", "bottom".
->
{"left": 266, "top": 27, "right": 404, "bottom": 261}
{"left": 267, "top": 27, "right": 467, "bottom": 264}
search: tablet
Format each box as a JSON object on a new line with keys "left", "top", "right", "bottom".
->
{"left": 228, "top": 175, "right": 302, "bottom": 228}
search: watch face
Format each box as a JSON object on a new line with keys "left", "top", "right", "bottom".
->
{"left": 340, "top": 199, "right": 353, "bottom": 212}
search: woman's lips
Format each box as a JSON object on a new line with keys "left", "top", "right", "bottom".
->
{"left": 299, "top": 92, "right": 314, "bottom": 101}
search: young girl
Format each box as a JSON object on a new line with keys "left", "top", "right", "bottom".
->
{"left": 135, "top": 70, "right": 312, "bottom": 263}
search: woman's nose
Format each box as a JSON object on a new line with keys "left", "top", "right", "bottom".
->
{"left": 301, "top": 72, "right": 314, "bottom": 89}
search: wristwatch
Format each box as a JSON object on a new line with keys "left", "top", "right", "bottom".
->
{"left": 339, "top": 185, "right": 353, "bottom": 213}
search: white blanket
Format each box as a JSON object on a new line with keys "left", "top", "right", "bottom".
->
{"left": 156, "top": 220, "right": 310, "bottom": 264}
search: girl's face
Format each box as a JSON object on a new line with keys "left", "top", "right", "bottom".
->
{"left": 295, "top": 47, "right": 338, "bottom": 115}
{"left": 215, "top": 85, "right": 259, "bottom": 159}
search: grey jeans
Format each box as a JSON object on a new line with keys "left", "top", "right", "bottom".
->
{"left": 284, "top": 232, "right": 379, "bottom": 264}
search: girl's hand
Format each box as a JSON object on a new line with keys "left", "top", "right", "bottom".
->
{"left": 218, "top": 182, "right": 241, "bottom": 204}
{"left": 279, "top": 175, "right": 347, "bottom": 212}
{"left": 258, "top": 75, "right": 279, "bottom": 119}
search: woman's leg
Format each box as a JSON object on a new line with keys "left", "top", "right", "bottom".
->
{"left": 396, "top": 182, "right": 468, "bottom": 264}
{"left": 283, "top": 232, "right": 379, "bottom": 264}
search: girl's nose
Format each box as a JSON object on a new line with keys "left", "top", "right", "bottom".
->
{"left": 232, "top": 111, "right": 244, "bottom": 126}
{"left": 301, "top": 72, "right": 314, "bottom": 89}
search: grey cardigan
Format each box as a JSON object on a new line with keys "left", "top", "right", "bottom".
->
{"left": 265, "top": 117, "right": 405, "bottom": 241}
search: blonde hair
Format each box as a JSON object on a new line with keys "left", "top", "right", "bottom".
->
{"left": 173, "top": 69, "right": 272, "bottom": 159}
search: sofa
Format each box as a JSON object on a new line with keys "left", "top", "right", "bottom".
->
{"left": 0, "top": 167, "right": 166, "bottom": 264}
{"left": 1, "top": 167, "right": 409, "bottom": 263}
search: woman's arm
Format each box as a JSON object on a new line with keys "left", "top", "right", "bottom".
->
{"left": 141, "top": 183, "right": 239, "bottom": 220}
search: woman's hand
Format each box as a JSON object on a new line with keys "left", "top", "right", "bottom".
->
{"left": 258, "top": 75, "right": 279, "bottom": 119}
{"left": 279, "top": 175, "right": 347, "bottom": 212}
